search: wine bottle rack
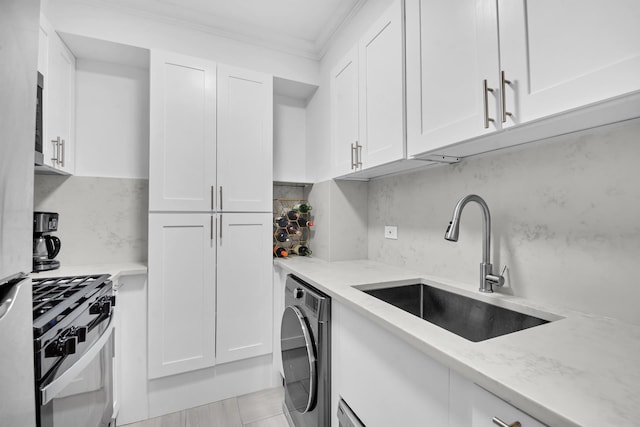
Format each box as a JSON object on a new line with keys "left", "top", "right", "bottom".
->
{"left": 273, "top": 198, "right": 312, "bottom": 256}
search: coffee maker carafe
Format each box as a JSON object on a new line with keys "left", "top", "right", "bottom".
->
{"left": 33, "top": 211, "right": 62, "bottom": 272}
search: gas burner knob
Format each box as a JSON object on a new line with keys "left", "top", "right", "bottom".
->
{"left": 90, "top": 297, "right": 112, "bottom": 315}
{"left": 294, "top": 288, "right": 304, "bottom": 299}
{"left": 45, "top": 335, "right": 78, "bottom": 358}
{"left": 72, "top": 326, "right": 88, "bottom": 343}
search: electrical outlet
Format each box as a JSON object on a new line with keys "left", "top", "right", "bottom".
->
{"left": 384, "top": 226, "right": 398, "bottom": 240}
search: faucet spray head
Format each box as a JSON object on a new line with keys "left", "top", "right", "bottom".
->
{"left": 444, "top": 220, "right": 459, "bottom": 241}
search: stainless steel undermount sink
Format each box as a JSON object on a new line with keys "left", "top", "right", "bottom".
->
{"left": 361, "top": 283, "right": 551, "bottom": 342}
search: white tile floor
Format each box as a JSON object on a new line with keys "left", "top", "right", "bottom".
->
{"left": 122, "top": 387, "right": 289, "bottom": 427}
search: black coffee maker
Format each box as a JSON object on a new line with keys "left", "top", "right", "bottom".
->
{"left": 33, "top": 211, "right": 62, "bottom": 272}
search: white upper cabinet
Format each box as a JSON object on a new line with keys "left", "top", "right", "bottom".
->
{"left": 406, "top": 0, "right": 500, "bottom": 156}
{"left": 147, "top": 213, "right": 216, "bottom": 379}
{"left": 331, "top": 47, "right": 359, "bottom": 177}
{"left": 39, "top": 16, "right": 76, "bottom": 174}
{"left": 407, "top": 0, "right": 640, "bottom": 158}
{"left": 149, "top": 50, "right": 217, "bottom": 212}
{"left": 498, "top": 0, "right": 640, "bottom": 126}
{"left": 216, "top": 213, "right": 273, "bottom": 364}
{"left": 217, "top": 65, "right": 273, "bottom": 212}
{"left": 358, "top": 0, "right": 405, "bottom": 169}
{"left": 330, "top": 0, "right": 405, "bottom": 178}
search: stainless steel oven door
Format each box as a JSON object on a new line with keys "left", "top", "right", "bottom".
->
{"left": 39, "top": 317, "right": 114, "bottom": 427}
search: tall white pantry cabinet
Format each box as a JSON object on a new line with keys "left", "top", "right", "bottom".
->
{"left": 148, "top": 50, "right": 273, "bottom": 379}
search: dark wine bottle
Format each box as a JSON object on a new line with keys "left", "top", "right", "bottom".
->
{"left": 285, "top": 223, "right": 302, "bottom": 236}
{"left": 273, "top": 246, "right": 288, "bottom": 257}
{"left": 297, "top": 218, "right": 314, "bottom": 228}
{"left": 287, "top": 210, "right": 300, "bottom": 220}
{"left": 291, "top": 244, "right": 312, "bottom": 256}
{"left": 275, "top": 216, "right": 288, "bottom": 227}
{"left": 275, "top": 229, "right": 290, "bottom": 242}
{"left": 293, "top": 203, "right": 312, "bottom": 213}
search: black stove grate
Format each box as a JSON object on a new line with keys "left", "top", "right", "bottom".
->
{"left": 32, "top": 274, "right": 111, "bottom": 336}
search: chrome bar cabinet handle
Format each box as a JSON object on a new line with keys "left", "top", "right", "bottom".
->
{"left": 59, "top": 139, "right": 65, "bottom": 167}
{"left": 483, "top": 80, "right": 495, "bottom": 129}
{"left": 219, "top": 186, "right": 223, "bottom": 211}
{"left": 492, "top": 416, "right": 521, "bottom": 427}
{"left": 501, "top": 70, "right": 513, "bottom": 123}
{"left": 51, "top": 137, "right": 60, "bottom": 164}
{"left": 356, "top": 142, "right": 362, "bottom": 168}
{"left": 350, "top": 143, "right": 356, "bottom": 170}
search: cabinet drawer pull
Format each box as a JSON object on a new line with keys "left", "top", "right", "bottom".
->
{"left": 350, "top": 143, "right": 356, "bottom": 170}
{"left": 483, "top": 80, "right": 495, "bottom": 129}
{"left": 501, "top": 70, "right": 513, "bottom": 123}
{"left": 211, "top": 186, "right": 214, "bottom": 211}
{"left": 492, "top": 416, "right": 521, "bottom": 427}
{"left": 51, "top": 137, "right": 60, "bottom": 164}
{"left": 210, "top": 215, "right": 214, "bottom": 242}
{"left": 356, "top": 142, "right": 362, "bottom": 169}
{"left": 219, "top": 214, "right": 222, "bottom": 240}
{"left": 219, "top": 186, "right": 223, "bottom": 211}
{"left": 60, "top": 139, "right": 65, "bottom": 167}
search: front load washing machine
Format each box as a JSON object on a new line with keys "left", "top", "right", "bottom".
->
{"left": 281, "top": 275, "right": 331, "bottom": 427}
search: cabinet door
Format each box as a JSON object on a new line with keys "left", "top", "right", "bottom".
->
{"left": 332, "top": 302, "right": 450, "bottom": 426}
{"left": 38, "top": 20, "right": 54, "bottom": 169}
{"left": 331, "top": 47, "right": 359, "bottom": 177}
{"left": 148, "top": 213, "right": 216, "bottom": 378}
{"left": 216, "top": 213, "right": 272, "bottom": 364}
{"left": 358, "top": 0, "right": 405, "bottom": 168}
{"left": 406, "top": 0, "right": 500, "bottom": 157}
{"left": 498, "top": 0, "right": 640, "bottom": 126}
{"left": 149, "top": 50, "right": 217, "bottom": 212}
{"left": 472, "top": 385, "right": 546, "bottom": 427}
{"left": 217, "top": 65, "right": 273, "bottom": 212}
{"left": 272, "top": 265, "right": 287, "bottom": 378}
{"left": 47, "top": 28, "right": 76, "bottom": 174}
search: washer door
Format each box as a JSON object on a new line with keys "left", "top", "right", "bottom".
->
{"left": 280, "top": 305, "right": 316, "bottom": 413}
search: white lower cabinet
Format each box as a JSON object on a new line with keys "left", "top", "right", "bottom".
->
{"left": 332, "top": 302, "right": 449, "bottom": 426}
{"left": 216, "top": 213, "right": 273, "bottom": 364}
{"left": 147, "top": 213, "right": 216, "bottom": 379}
{"left": 333, "top": 302, "right": 547, "bottom": 427}
{"left": 272, "top": 265, "right": 287, "bottom": 378}
{"left": 148, "top": 212, "right": 273, "bottom": 378}
{"left": 114, "top": 274, "right": 149, "bottom": 425}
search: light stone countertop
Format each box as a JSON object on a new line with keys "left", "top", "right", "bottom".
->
{"left": 274, "top": 257, "right": 640, "bottom": 427}
{"left": 31, "top": 262, "right": 147, "bottom": 286}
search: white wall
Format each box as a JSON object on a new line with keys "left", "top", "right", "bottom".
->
{"left": 75, "top": 59, "right": 149, "bottom": 179}
{"left": 41, "top": 0, "right": 319, "bottom": 86}
{"left": 367, "top": 120, "right": 640, "bottom": 325}
{"left": 273, "top": 95, "right": 307, "bottom": 183}
{"left": 34, "top": 175, "right": 148, "bottom": 265}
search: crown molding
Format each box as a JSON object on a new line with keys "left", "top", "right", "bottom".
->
{"left": 315, "top": 0, "right": 368, "bottom": 59}
{"left": 76, "top": 0, "right": 367, "bottom": 61}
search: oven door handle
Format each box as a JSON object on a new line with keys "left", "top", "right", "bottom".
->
{"left": 40, "top": 315, "right": 114, "bottom": 405}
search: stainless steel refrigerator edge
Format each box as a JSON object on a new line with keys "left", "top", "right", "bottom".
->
{"left": 0, "top": 0, "right": 41, "bottom": 425}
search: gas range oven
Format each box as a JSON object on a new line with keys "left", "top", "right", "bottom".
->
{"left": 32, "top": 274, "right": 115, "bottom": 427}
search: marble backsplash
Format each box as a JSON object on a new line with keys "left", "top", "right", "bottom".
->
{"left": 367, "top": 119, "right": 640, "bottom": 325}
{"left": 34, "top": 175, "right": 148, "bottom": 266}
